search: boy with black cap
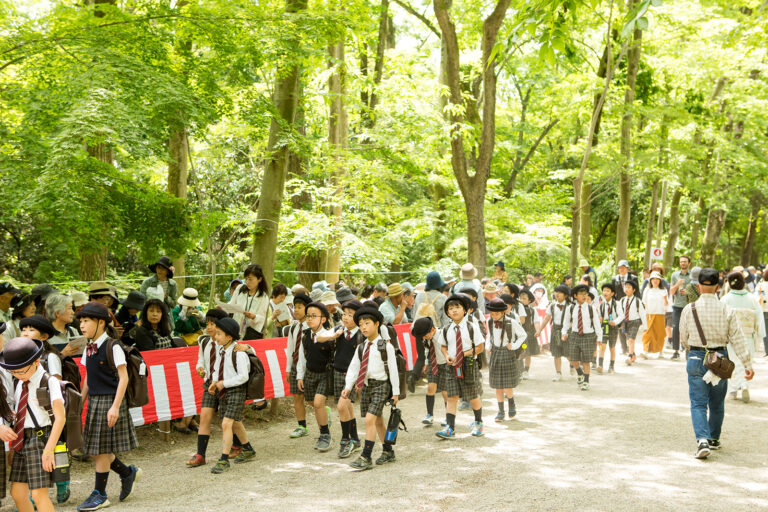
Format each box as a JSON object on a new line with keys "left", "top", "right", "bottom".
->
{"left": 187, "top": 308, "right": 230, "bottom": 468}
{"left": 285, "top": 293, "right": 312, "bottom": 439}
{"left": 19, "top": 315, "right": 63, "bottom": 380}
{"left": 208, "top": 316, "right": 256, "bottom": 474}
{"left": 535, "top": 285, "right": 571, "bottom": 381}
{"left": 76, "top": 302, "right": 140, "bottom": 511}
{"left": 411, "top": 317, "right": 447, "bottom": 425}
{"left": 619, "top": 279, "right": 646, "bottom": 366}
{"left": 486, "top": 298, "right": 527, "bottom": 421}
{"left": 435, "top": 294, "right": 485, "bottom": 439}
{"left": 562, "top": 285, "right": 602, "bottom": 390}
{"left": 597, "top": 283, "right": 623, "bottom": 374}
{"left": 296, "top": 302, "right": 335, "bottom": 453}
{"left": 342, "top": 305, "right": 400, "bottom": 470}
{"left": 330, "top": 300, "right": 364, "bottom": 458}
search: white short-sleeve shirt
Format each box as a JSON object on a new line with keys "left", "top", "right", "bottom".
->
{"left": 80, "top": 333, "right": 126, "bottom": 367}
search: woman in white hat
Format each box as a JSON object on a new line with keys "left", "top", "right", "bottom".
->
{"left": 172, "top": 288, "right": 204, "bottom": 344}
{"left": 641, "top": 271, "right": 668, "bottom": 358}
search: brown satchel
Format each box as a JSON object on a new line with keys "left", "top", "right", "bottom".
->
{"left": 691, "top": 302, "right": 735, "bottom": 380}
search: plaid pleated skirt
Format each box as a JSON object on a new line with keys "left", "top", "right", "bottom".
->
{"left": 219, "top": 383, "right": 247, "bottom": 421}
{"left": 201, "top": 381, "right": 220, "bottom": 410}
{"left": 334, "top": 369, "right": 354, "bottom": 403}
{"left": 302, "top": 369, "right": 330, "bottom": 401}
{"left": 550, "top": 328, "right": 566, "bottom": 357}
{"left": 524, "top": 327, "right": 540, "bottom": 356}
{"left": 624, "top": 319, "right": 642, "bottom": 339}
{"left": 442, "top": 362, "right": 481, "bottom": 400}
{"left": 288, "top": 367, "right": 302, "bottom": 396}
{"left": 360, "top": 378, "right": 391, "bottom": 417}
{"left": 83, "top": 395, "right": 138, "bottom": 456}
{"left": 567, "top": 332, "right": 598, "bottom": 363}
{"left": 489, "top": 347, "right": 520, "bottom": 389}
{"left": 9, "top": 426, "right": 53, "bottom": 490}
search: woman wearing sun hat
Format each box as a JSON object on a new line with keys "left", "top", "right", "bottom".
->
{"left": 172, "top": 288, "right": 204, "bottom": 343}
{"left": 139, "top": 256, "right": 178, "bottom": 316}
{"left": 640, "top": 271, "right": 668, "bottom": 358}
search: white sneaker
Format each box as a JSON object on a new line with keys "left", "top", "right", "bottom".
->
{"left": 577, "top": 375, "right": 584, "bottom": 385}
{"left": 522, "top": 371, "right": 530, "bottom": 380}
{"left": 552, "top": 373, "right": 562, "bottom": 382}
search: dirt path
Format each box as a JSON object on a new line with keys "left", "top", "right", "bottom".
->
{"left": 6, "top": 350, "right": 768, "bottom": 512}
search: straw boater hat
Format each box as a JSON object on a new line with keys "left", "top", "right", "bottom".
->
{"left": 387, "top": 283, "right": 404, "bottom": 297}
{"left": 178, "top": 288, "right": 201, "bottom": 308}
{"left": 88, "top": 281, "right": 118, "bottom": 300}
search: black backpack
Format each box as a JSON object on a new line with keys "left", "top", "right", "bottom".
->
{"left": 356, "top": 338, "right": 407, "bottom": 400}
{"left": 36, "top": 372, "right": 84, "bottom": 451}
{"left": 105, "top": 338, "right": 149, "bottom": 408}
{"left": 232, "top": 345, "right": 266, "bottom": 401}
{"left": 41, "top": 351, "right": 81, "bottom": 392}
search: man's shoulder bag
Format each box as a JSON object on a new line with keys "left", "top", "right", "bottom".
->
{"left": 691, "top": 302, "right": 735, "bottom": 380}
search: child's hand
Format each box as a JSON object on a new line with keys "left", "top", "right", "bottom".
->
{"left": 506, "top": 343, "right": 513, "bottom": 351}
{"left": 609, "top": 321, "right": 615, "bottom": 327}
{"left": 561, "top": 334, "right": 568, "bottom": 342}
{"left": 196, "top": 367, "right": 205, "bottom": 378}
{"left": 446, "top": 356, "right": 455, "bottom": 365}
{"left": 208, "top": 382, "right": 217, "bottom": 395}
{"left": 341, "top": 389, "right": 350, "bottom": 399}
{"left": 107, "top": 405, "right": 119, "bottom": 427}
{"left": 216, "top": 381, "right": 224, "bottom": 391}
{"left": 42, "top": 451, "right": 55, "bottom": 472}
{"left": 0, "top": 425, "right": 17, "bottom": 442}
{"left": 392, "top": 396, "right": 399, "bottom": 406}
{"left": 298, "top": 380, "right": 304, "bottom": 392}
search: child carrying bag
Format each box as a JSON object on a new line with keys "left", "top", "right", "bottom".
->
{"left": 691, "top": 303, "right": 735, "bottom": 380}
{"left": 106, "top": 338, "right": 150, "bottom": 408}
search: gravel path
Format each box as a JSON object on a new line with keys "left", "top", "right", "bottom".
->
{"left": 5, "top": 350, "right": 768, "bottom": 511}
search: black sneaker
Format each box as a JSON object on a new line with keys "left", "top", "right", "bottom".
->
{"left": 119, "top": 465, "right": 142, "bottom": 501}
{"left": 695, "top": 442, "right": 710, "bottom": 459}
{"left": 375, "top": 450, "right": 396, "bottom": 465}
{"left": 671, "top": 351, "right": 680, "bottom": 360}
{"left": 349, "top": 455, "right": 373, "bottom": 471}
{"left": 708, "top": 439, "right": 721, "bottom": 450}
{"left": 407, "top": 375, "right": 416, "bottom": 394}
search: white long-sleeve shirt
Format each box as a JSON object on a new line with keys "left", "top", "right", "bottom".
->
{"left": 195, "top": 335, "right": 216, "bottom": 381}
{"left": 562, "top": 302, "right": 603, "bottom": 342}
{"left": 621, "top": 295, "right": 647, "bottom": 329}
{"left": 212, "top": 343, "right": 250, "bottom": 389}
{"left": 15, "top": 365, "right": 63, "bottom": 428}
{"left": 344, "top": 336, "right": 400, "bottom": 396}
{"left": 229, "top": 284, "right": 270, "bottom": 336}
{"left": 284, "top": 321, "right": 307, "bottom": 374}
{"left": 437, "top": 316, "right": 485, "bottom": 360}
{"left": 486, "top": 316, "right": 527, "bottom": 349}
{"left": 597, "top": 298, "right": 624, "bottom": 327}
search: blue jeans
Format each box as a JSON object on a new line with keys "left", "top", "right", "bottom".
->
{"left": 672, "top": 306, "right": 684, "bottom": 351}
{"left": 763, "top": 313, "right": 768, "bottom": 354}
{"left": 687, "top": 350, "right": 728, "bottom": 441}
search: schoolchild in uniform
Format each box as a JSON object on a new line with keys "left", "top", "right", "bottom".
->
{"left": 535, "top": 285, "right": 571, "bottom": 381}
{"left": 75, "top": 302, "right": 140, "bottom": 511}
{"left": 435, "top": 294, "right": 485, "bottom": 439}
{"left": 343, "top": 306, "right": 400, "bottom": 471}
{"left": 186, "top": 308, "right": 233, "bottom": 467}
{"left": 486, "top": 298, "right": 527, "bottom": 421}
{"left": 0, "top": 323, "right": 16, "bottom": 506}
{"left": 561, "top": 285, "right": 602, "bottom": 390}
{"left": 18, "top": 314, "right": 70, "bottom": 502}
{"left": 208, "top": 317, "right": 256, "bottom": 474}
{"left": 329, "top": 300, "right": 364, "bottom": 458}
{"left": 518, "top": 289, "right": 539, "bottom": 379}
{"left": 597, "top": 283, "right": 623, "bottom": 374}
{"left": 0, "top": 337, "right": 65, "bottom": 512}
{"left": 456, "top": 289, "right": 485, "bottom": 411}
{"left": 501, "top": 286, "right": 527, "bottom": 322}
{"left": 620, "top": 280, "right": 646, "bottom": 366}
{"left": 285, "top": 294, "right": 312, "bottom": 438}
{"left": 411, "top": 317, "right": 447, "bottom": 426}
{"left": 296, "top": 302, "right": 335, "bottom": 453}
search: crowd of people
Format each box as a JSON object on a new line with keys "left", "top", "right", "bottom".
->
{"left": 0, "top": 254, "right": 763, "bottom": 510}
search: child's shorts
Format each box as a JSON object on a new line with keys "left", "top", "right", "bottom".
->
{"left": 360, "top": 378, "right": 391, "bottom": 417}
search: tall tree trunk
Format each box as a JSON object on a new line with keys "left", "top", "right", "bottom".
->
{"left": 740, "top": 192, "right": 762, "bottom": 266}
{"left": 433, "top": 0, "right": 510, "bottom": 276}
{"left": 168, "top": 122, "right": 188, "bottom": 288}
{"left": 643, "top": 178, "right": 659, "bottom": 270}
{"left": 690, "top": 195, "right": 706, "bottom": 259}
{"left": 79, "top": 142, "right": 113, "bottom": 280}
{"left": 362, "top": 0, "right": 390, "bottom": 128}
{"left": 251, "top": 0, "right": 307, "bottom": 284}
{"left": 663, "top": 189, "right": 682, "bottom": 271}
{"left": 325, "top": 33, "right": 348, "bottom": 284}
{"left": 701, "top": 207, "right": 727, "bottom": 267}
{"left": 615, "top": 0, "right": 642, "bottom": 263}
{"left": 655, "top": 180, "right": 667, "bottom": 249}
{"left": 579, "top": 181, "right": 592, "bottom": 258}
{"left": 432, "top": 181, "right": 449, "bottom": 260}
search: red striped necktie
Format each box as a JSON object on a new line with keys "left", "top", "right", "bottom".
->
{"left": 13, "top": 381, "right": 29, "bottom": 453}
{"left": 428, "top": 341, "right": 438, "bottom": 376}
{"left": 578, "top": 307, "right": 584, "bottom": 334}
{"left": 454, "top": 326, "right": 464, "bottom": 368}
{"left": 355, "top": 342, "right": 371, "bottom": 390}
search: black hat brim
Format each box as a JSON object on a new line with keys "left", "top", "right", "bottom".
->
{"left": 0, "top": 338, "right": 44, "bottom": 370}
{"left": 444, "top": 294, "right": 471, "bottom": 314}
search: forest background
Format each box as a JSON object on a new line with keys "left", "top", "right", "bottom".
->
{"left": 1, "top": 0, "right": 766, "bottom": 299}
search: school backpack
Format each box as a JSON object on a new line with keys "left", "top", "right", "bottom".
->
{"left": 231, "top": 345, "right": 267, "bottom": 401}
{"left": 356, "top": 339, "right": 407, "bottom": 400}
{"left": 566, "top": 303, "right": 595, "bottom": 331}
{"left": 40, "top": 351, "right": 82, "bottom": 392}
{"left": 106, "top": 338, "right": 150, "bottom": 408}
{"left": 487, "top": 317, "right": 525, "bottom": 359}
{"left": 36, "top": 372, "right": 84, "bottom": 451}
{"left": 415, "top": 293, "right": 439, "bottom": 324}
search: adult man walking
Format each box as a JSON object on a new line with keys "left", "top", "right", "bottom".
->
{"left": 679, "top": 268, "right": 754, "bottom": 459}
{"left": 669, "top": 255, "right": 692, "bottom": 360}
{"left": 612, "top": 260, "right": 634, "bottom": 354}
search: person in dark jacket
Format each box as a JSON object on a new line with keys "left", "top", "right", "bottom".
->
{"left": 115, "top": 291, "right": 145, "bottom": 346}
{"left": 130, "top": 299, "right": 173, "bottom": 351}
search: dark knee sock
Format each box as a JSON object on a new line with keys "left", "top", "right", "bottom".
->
{"left": 446, "top": 413, "right": 456, "bottom": 429}
{"left": 219, "top": 453, "right": 229, "bottom": 461}
{"left": 382, "top": 443, "right": 393, "bottom": 452}
{"left": 576, "top": 367, "right": 584, "bottom": 376}
{"left": 298, "top": 419, "right": 307, "bottom": 428}
{"left": 242, "top": 442, "right": 253, "bottom": 451}
{"left": 319, "top": 424, "right": 330, "bottom": 435}
{"left": 350, "top": 419, "right": 359, "bottom": 441}
{"left": 362, "top": 440, "right": 375, "bottom": 458}
{"left": 497, "top": 401, "right": 504, "bottom": 414}
{"left": 610, "top": 359, "right": 615, "bottom": 368}
{"left": 508, "top": 397, "right": 516, "bottom": 411}
{"left": 584, "top": 374, "right": 590, "bottom": 382}
{"left": 110, "top": 457, "right": 132, "bottom": 478}
{"left": 599, "top": 357, "right": 604, "bottom": 366}
{"left": 95, "top": 472, "right": 109, "bottom": 494}
{"left": 473, "top": 407, "right": 482, "bottom": 422}
{"left": 197, "top": 434, "right": 210, "bottom": 457}
{"left": 232, "top": 434, "right": 243, "bottom": 447}
{"left": 426, "top": 395, "right": 435, "bottom": 416}
{"left": 340, "top": 420, "right": 350, "bottom": 441}
{"left": 524, "top": 366, "right": 530, "bottom": 372}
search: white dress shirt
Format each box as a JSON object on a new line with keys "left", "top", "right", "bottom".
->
{"left": 195, "top": 335, "right": 216, "bottom": 381}
{"left": 296, "top": 327, "right": 333, "bottom": 380}
{"left": 437, "top": 316, "right": 485, "bottom": 359}
{"left": 212, "top": 343, "right": 250, "bottom": 389}
{"left": 15, "top": 365, "right": 63, "bottom": 428}
{"left": 46, "top": 352, "right": 63, "bottom": 378}
{"left": 344, "top": 336, "right": 400, "bottom": 395}
{"left": 562, "top": 302, "right": 603, "bottom": 342}
{"left": 486, "top": 316, "right": 527, "bottom": 349}
{"left": 621, "top": 295, "right": 647, "bottom": 329}
{"left": 598, "top": 299, "right": 624, "bottom": 326}
{"left": 548, "top": 301, "right": 568, "bottom": 328}
{"left": 81, "top": 333, "right": 126, "bottom": 367}
{"left": 285, "top": 321, "right": 308, "bottom": 374}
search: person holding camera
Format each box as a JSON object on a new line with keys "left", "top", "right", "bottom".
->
{"left": 679, "top": 268, "right": 755, "bottom": 460}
